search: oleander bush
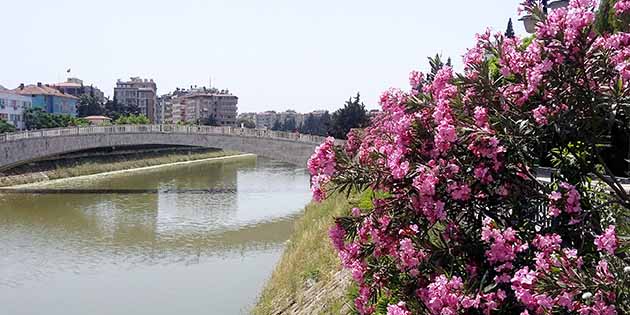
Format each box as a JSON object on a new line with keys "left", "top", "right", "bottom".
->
{"left": 308, "top": 1, "right": 630, "bottom": 314}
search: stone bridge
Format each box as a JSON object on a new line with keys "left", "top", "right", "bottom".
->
{"left": 0, "top": 125, "right": 331, "bottom": 171}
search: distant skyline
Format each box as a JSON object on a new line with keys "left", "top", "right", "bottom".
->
{"left": 1, "top": 0, "right": 525, "bottom": 113}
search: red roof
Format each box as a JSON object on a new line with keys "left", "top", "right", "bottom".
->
{"left": 14, "top": 84, "right": 79, "bottom": 99}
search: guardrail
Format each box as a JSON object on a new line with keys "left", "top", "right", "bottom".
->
{"left": 0, "top": 125, "right": 330, "bottom": 144}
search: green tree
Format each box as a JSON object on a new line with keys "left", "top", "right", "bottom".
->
{"left": 24, "top": 108, "right": 87, "bottom": 129}
{"left": 114, "top": 114, "right": 150, "bottom": 125}
{"left": 271, "top": 119, "right": 282, "bottom": 131}
{"left": 505, "top": 18, "right": 515, "bottom": 38}
{"left": 0, "top": 119, "right": 16, "bottom": 133}
{"left": 283, "top": 117, "right": 297, "bottom": 131}
{"left": 329, "top": 93, "right": 369, "bottom": 139}
{"left": 299, "top": 113, "right": 316, "bottom": 134}
{"left": 201, "top": 115, "right": 219, "bottom": 126}
{"left": 77, "top": 95, "right": 104, "bottom": 117}
{"left": 318, "top": 111, "right": 332, "bottom": 136}
{"left": 237, "top": 118, "right": 256, "bottom": 128}
{"left": 595, "top": 0, "right": 630, "bottom": 33}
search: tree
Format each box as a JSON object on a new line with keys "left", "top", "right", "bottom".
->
{"left": 595, "top": 0, "right": 630, "bottom": 33}
{"left": 308, "top": 1, "right": 630, "bottom": 314}
{"left": 283, "top": 117, "right": 297, "bottom": 132}
{"left": 201, "top": 115, "right": 219, "bottom": 126}
{"left": 300, "top": 113, "right": 316, "bottom": 134}
{"left": 317, "top": 111, "right": 332, "bottom": 136}
{"left": 0, "top": 119, "right": 15, "bottom": 133}
{"left": 271, "top": 119, "right": 282, "bottom": 131}
{"left": 505, "top": 18, "right": 515, "bottom": 38}
{"left": 329, "top": 93, "right": 369, "bottom": 139}
{"left": 114, "top": 114, "right": 150, "bottom": 125}
{"left": 77, "top": 95, "right": 104, "bottom": 117}
{"left": 24, "top": 108, "right": 88, "bottom": 129}
{"left": 237, "top": 118, "right": 256, "bottom": 128}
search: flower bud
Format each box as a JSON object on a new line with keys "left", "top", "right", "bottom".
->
{"left": 624, "top": 266, "right": 630, "bottom": 273}
{"left": 582, "top": 292, "right": 593, "bottom": 300}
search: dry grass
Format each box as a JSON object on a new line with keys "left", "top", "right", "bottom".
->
{"left": 252, "top": 193, "right": 356, "bottom": 315}
{"left": 0, "top": 150, "right": 244, "bottom": 187}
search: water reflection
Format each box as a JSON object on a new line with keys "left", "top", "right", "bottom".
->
{"left": 0, "top": 157, "right": 310, "bottom": 314}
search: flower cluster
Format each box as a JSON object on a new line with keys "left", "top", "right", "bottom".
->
{"left": 307, "top": 1, "right": 629, "bottom": 314}
{"left": 307, "top": 136, "right": 336, "bottom": 201}
{"left": 548, "top": 182, "right": 581, "bottom": 218}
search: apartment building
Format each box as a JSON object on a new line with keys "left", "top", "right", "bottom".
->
{"left": 114, "top": 77, "right": 157, "bottom": 122}
{"left": 51, "top": 78, "right": 105, "bottom": 103}
{"left": 14, "top": 83, "right": 78, "bottom": 116}
{"left": 161, "top": 86, "right": 238, "bottom": 126}
{"left": 0, "top": 86, "right": 31, "bottom": 130}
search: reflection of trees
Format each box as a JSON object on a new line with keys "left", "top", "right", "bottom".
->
{"left": 0, "top": 156, "right": 305, "bottom": 262}
{"left": 0, "top": 189, "right": 296, "bottom": 254}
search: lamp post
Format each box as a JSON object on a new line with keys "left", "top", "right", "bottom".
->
{"left": 521, "top": 0, "right": 570, "bottom": 34}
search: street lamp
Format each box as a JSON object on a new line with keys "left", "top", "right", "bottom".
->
{"left": 547, "top": 0, "right": 569, "bottom": 10}
{"left": 521, "top": 0, "right": 570, "bottom": 34}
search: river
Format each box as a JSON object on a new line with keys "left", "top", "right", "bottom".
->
{"left": 0, "top": 156, "right": 311, "bottom": 314}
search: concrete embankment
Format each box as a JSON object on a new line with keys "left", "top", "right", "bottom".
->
{"left": 253, "top": 193, "right": 355, "bottom": 315}
{"left": 0, "top": 149, "right": 251, "bottom": 187}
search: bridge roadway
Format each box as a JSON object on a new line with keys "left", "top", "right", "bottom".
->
{"left": 0, "top": 125, "right": 331, "bottom": 171}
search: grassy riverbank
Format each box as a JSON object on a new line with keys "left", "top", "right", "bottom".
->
{"left": 0, "top": 149, "right": 245, "bottom": 187}
{"left": 253, "top": 193, "right": 357, "bottom": 315}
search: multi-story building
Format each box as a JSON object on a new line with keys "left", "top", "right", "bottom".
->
{"left": 277, "top": 110, "right": 304, "bottom": 129}
{"left": 255, "top": 111, "right": 278, "bottom": 129}
{"left": 114, "top": 77, "right": 157, "bottom": 122}
{"left": 50, "top": 78, "right": 105, "bottom": 103}
{"left": 157, "top": 94, "right": 172, "bottom": 124}
{"left": 254, "top": 110, "right": 305, "bottom": 130}
{"left": 161, "top": 86, "right": 238, "bottom": 126}
{"left": 14, "top": 83, "right": 78, "bottom": 116}
{"left": 0, "top": 87, "right": 31, "bottom": 130}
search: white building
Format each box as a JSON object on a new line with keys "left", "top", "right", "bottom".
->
{"left": 0, "top": 87, "right": 31, "bottom": 130}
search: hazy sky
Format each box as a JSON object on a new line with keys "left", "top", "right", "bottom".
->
{"left": 1, "top": 0, "right": 525, "bottom": 113}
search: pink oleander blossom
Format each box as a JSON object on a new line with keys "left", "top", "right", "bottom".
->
{"left": 615, "top": 0, "right": 630, "bottom": 14}
{"left": 387, "top": 302, "right": 411, "bottom": 315}
{"left": 595, "top": 225, "right": 618, "bottom": 255}
{"left": 317, "top": 1, "right": 629, "bottom": 313}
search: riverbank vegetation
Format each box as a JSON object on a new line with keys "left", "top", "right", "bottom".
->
{"left": 0, "top": 149, "right": 245, "bottom": 187}
{"left": 253, "top": 192, "right": 359, "bottom": 315}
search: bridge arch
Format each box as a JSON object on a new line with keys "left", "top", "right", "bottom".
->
{"left": 0, "top": 125, "right": 327, "bottom": 171}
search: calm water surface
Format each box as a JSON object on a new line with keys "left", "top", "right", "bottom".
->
{"left": 0, "top": 157, "right": 311, "bottom": 314}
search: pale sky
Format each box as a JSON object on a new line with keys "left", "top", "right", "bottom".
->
{"left": 1, "top": 0, "right": 525, "bottom": 113}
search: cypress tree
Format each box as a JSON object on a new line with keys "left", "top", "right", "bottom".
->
{"left": 505, "top": 18, "right": 516, "bottom": 38}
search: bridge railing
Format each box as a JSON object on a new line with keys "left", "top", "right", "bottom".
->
{"left": 0, "top": 125, "right": 330, "bottom": 144}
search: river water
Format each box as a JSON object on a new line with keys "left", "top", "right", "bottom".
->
{"left": 0, "top": 156, "right": 311, "bottom": 314}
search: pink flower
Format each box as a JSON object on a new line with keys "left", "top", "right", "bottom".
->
{"left": 397, "top": 238, "right": 426, "bottom": 271}
{"left": 532, "top": 105, "right": 549, "bottom": 125}
{"left": 419, "top": 275, "right": 465, "bottom": 315}
{"left": 473, "top": 106, "right": 489, "bottom": 129}
{"left": 447, "top": 182, "right": 471, "bottom": 201}
{"left": 594, "top": 225, "right": 618, "bottom": 255}
{"left": 615, "top": 0, "right": 630, "bottom": 15}
{"left": 387, "top": 302, "right": 411, "bottom": 315}
{"left": 307, "top": 137, "right": 337, "bottom": 201}
{"left": 409, "top": 70, "right": 423, "bottom": 93}
{"left": 329, "top": 223, "right": 346, "bottom": 251}
{"left": 435, "top": 121, "right": 457, "bottom": 153}
{"left": 548, "top": 182, "right": 581, "bottom": 217}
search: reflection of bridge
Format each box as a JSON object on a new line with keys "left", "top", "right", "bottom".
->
{"left": 0, "top": 125, "right": 328, "bottom": 170}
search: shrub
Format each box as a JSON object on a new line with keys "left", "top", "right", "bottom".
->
{"left": 308, "top": 1, "right": 630, "bottom": 314}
